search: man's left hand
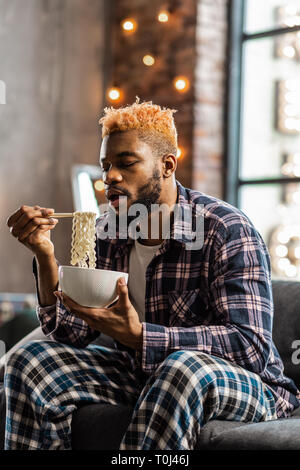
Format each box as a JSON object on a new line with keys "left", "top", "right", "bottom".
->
{"left": 54, "top": 277, "right": 143, "bottom": 351}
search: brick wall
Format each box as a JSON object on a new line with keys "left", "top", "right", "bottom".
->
{"left": 193, "top": 0, "right": 228, "bottom": 198}
{"left": 107, "top": 0, "right": 228, "bottom": 197}
{"left": 107, "top": 0, "right": 197, "bottom": 189}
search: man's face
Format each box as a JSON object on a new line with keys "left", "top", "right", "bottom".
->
{"left": 100, "top": 130, "right": 162, "bottom": 215}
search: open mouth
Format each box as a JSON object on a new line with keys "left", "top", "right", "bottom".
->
{"left": 108, "top": 193, "right": 127, "bottom": 208}
{"left": 109, "top": 195, "right": 119, "bottom": 202}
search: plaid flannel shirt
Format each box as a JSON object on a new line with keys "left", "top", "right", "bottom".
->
{"left": 34, "top": 180, "right": 300, "bottom": 418}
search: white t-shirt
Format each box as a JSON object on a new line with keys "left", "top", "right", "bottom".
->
{"left": 128, "top": 239, "right": 163, "bottom": 322}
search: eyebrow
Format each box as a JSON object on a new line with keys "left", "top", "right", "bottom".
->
{"left": 115, "top": 151, "right": 140, "bottom": 158}
{"left": 100, "top": 151, "right": 141, "bottom": 165}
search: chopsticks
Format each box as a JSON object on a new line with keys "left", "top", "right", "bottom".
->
{"left": 50, "top": 213, "right": 75, "bottom": 218}
{"left": 48, "top": 211, "right": 97, "bottom": 219}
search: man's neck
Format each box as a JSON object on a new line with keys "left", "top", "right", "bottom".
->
{"left": 139, "top": 202, "right": 177, "bottom": 246}
{"left": 134, "top": 179, "right": 178, "bottom": 246}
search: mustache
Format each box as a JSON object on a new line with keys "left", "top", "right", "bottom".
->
{"left": 105, "top": 187, "right": 131, "bottom": 197}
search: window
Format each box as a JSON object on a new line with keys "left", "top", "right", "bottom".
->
{"left": 71, "top": 165, "right": 104, "bottom": 215}
{"left": 226, "top": 0, "right": 300, "bottom": 281}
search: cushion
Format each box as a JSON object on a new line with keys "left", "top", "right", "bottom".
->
{"left": 71, "top": 402, "right": 300, "bottom": 450}
{"left": 71, "top": 403, "right": 247, "bottom": 450}
{"left": 272, "top": 280, "right": 300, "bottom": 387}
{"left": 71, "top": 403, "right": 133, "bottom": 450}
{"left": 201, "top": 418, "right": 300, "bottom": 450}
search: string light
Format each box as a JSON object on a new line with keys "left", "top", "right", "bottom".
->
{"left": 278, "top": 5, "right": 300, "bottom": 27}
{"left": 281, "top": 154, "right": 300, "bottom": 177}
{"left": 121, "top": 18, "right": 138, "bottom": 34}
{"left": 270, "top": 224, "right": 300, "bottom": 279}
{"left": 277, "top": 80, "right": 300, "bottom": 134}
{"left": 112, "top": 11, "right": 193, "bottom": 128}
{"left": 143, "top": 54, "right": 155, "bottom": 66}
{"left": 275, "top": 245, "right": 288, "bottom": 257}
{"left": 176, "top": 148, "right": 182, "bottom": 158}
{"left": 94, "top": 180, "right": 105, "bottom": 192}
{"left": 292, "top": 191, "right": 300, "bottom": 204}
{"left": 173, "top": 76, "right": 190, "bottom": 93}
{"left": 176, "top": 146, "right": 186, "bottom": 159}
{"left": 276, "top": 6, "right": 300, "bottom": 59}
{"left": 283, "top": 46, "right": 296, "bottom": 58}
{"left": 107, "top": 87, "right": 123, "bottom": 103}
{"left": 158, "top": 11, "right": 169, "bottom": 23}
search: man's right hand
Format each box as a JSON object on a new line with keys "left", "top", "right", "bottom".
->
{"left": 6, "top": 205, "right": 59, "bottom": 258}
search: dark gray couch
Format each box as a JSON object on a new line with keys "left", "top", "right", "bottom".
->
{"left": 1, "top": 280, "right": 300, "bottom": 449}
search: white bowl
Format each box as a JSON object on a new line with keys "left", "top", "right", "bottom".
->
{"left": 58, "top": 266, "right": 128, "bottom": 308}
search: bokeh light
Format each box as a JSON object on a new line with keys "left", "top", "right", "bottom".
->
{"left": 121, "top": 18, "right": 138, "bottom": 34}
{"left": 107, "top": 87, "right": 122, "bottom": 102}
{"left": 173, "top": 76, "right": 190, "bottom": 93}
{"left": 143, "top": 54, "right": 155, "bottom": 66}
{"left": 158, "top": 11, "right": 169, "bottom": 23}
{"left": 94, "top": 180, "right": 105, "bottom": 192}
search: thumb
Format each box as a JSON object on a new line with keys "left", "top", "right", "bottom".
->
{"left": 117, "top": 277, "right": 130, "bottom": 307}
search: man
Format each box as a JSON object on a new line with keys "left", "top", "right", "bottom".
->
{"left": 5, "top": 99, "right": 300, "bottom": 450}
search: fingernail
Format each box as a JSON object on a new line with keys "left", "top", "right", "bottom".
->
{"left": 44, "top": 208, "right": 54, "bottom": 216}
{"left": 119, "top": 277, "right": 126, "bottom": 285}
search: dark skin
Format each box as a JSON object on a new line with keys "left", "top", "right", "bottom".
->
{"left": 56, "top": 130, "right": 178, "bottom": 351}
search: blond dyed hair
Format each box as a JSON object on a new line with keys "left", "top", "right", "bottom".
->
{"left": 99, "top": 97, "right": 178, "bottom": 158}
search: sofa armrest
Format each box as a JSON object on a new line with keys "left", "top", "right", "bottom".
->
{"left": 0, "top": 326, "right": 50, "bottom": 381}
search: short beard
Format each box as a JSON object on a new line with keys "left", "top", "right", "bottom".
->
{"left": 116, "top": 165, "right": 162, "bottom": 230}
{"left": 132, "top": 166, "right": 161, "bottom": 212}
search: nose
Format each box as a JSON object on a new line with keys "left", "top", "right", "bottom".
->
{"left": 102, "top": 164, "right": 122, "bottom": 185}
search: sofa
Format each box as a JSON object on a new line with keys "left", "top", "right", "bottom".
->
{"left": 1, "top": 280, "right": 300, "bottom": 450}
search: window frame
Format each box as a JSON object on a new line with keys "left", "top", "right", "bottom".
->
{"left": 225, "top": 0, "right": 300, "bottom": 207}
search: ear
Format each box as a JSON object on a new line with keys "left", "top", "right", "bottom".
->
{"left": 162, "top": 154, "right": 177, "bottom": 178}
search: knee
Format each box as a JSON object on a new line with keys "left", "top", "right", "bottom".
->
{"left": 161, "top": 350, "right": 211, "bottom": 370}
{"left": 155, "top": 350, "right": 220, "bottom": 389}
{"left": 5, "top": 340, "right": 53, "bottom": 372}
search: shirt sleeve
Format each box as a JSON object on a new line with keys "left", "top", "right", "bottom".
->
{"left": 33, "top": 257, "right": 100, "bottom": 347}
{"left": 135, "top": 221, "right": 274, "bottom": 376}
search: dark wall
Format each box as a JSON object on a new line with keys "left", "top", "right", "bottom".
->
{"left": 0, "top": 0, "right": 108, "bottom": 293}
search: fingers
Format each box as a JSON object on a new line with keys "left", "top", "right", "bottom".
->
{"left": 116, "top": 277, "right": 130, "bottom": 308}
{"left": 7, "top": 205, "right": 54, "bottom": 228}
{"left": 55, "top": 292, "right": 100, "bottom": 318}
{"left": 18, "top": 220, "right": 58, "bottom": 242}
{"left": 55, "top": 293, "right": 95, "bottom": 327}
{"left": 11, "top": 215, "right": 57, "bottom": 239}
{"left": 7, "top": 205, "right": 57, "bottom": 240}
{"left": 10, "top": 217, "right": 58, "bottom": 240}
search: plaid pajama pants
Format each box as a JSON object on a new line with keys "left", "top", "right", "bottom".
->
{"left": 3, "top": 340, "right": 277, "bottom": 450}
